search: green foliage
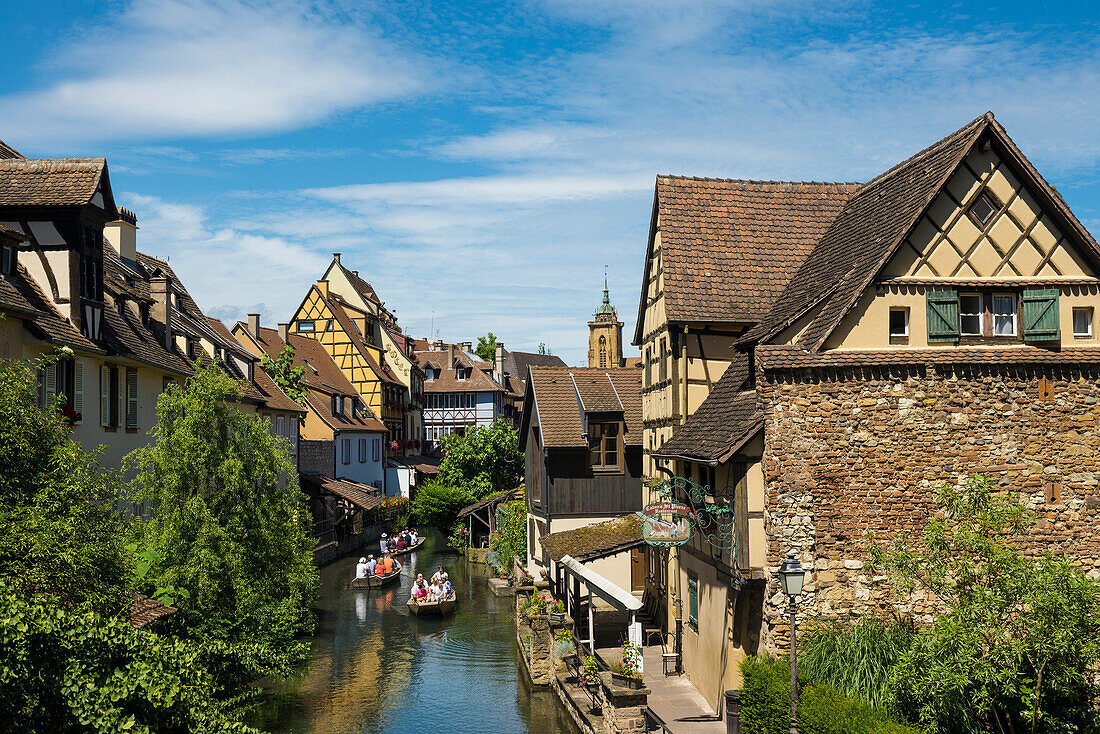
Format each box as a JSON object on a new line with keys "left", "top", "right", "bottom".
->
{"left": 435, "top": 419, "right": 523, "bottom": 498}
{"left": 259, "top": 345, "right": 307, "bottom": 411}
{"left": 411, "top": 481, "right": 475, "bottom": 531}
{"left": 128, "top": 362, "right": 318, "bottom": 651}
{"left": 739, "top": 655, "right": 918, "bottom": 734}
{"left": 447, "top": 523, "right": 469, "bottom": 551}
{"left": 490, "top": 499, "right": 527, "bottom": 566}
{"left": 871, "top": 476, "right": 1100, "bottom": 734}
{"left": 612, "top": 640, "right": 642, "bottom": 679}
{"left": 0, "top": 355, "right": 130, "bottom": 614}
{"left": 537, "top": 343, "right": 550, "bottom": 355}
{"left": 0, "top": 586, "right": 271, "bottom": 734}
{"left": 475, "top": 332, "right": 498, "bottom": 361}
{"left": 555, "top": 627, "right": 574, "bottom": 643}
{"left": 800, "top": 617, "right": 915, "bottom": 711}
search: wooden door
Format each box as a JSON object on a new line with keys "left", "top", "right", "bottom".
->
{"left": 630, "top": 546, "right": 645, "bottom": 591}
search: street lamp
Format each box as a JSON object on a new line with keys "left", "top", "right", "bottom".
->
{"left": 778, "top": 550, "right": 806, "bottom": 734}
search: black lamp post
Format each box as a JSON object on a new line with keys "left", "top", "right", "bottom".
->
{"left": 778, "top": 550, "right": 806, "bottom": 734}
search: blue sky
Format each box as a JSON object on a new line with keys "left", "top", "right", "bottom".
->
{"left": 3, "top": 0, "right": 1100, "bottom": 365}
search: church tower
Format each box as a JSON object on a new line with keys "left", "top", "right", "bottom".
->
{"left": 588, "top": 277, "right": 624, "bottom": 368}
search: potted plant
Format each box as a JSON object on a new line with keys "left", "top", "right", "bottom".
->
{"left": 610, "top": 641, "right": 644, "bottom": 689}
{"left": 579, "top": 654, "right": 601, "bottom": 688}
{"left": 549, "top": 599, "right": 566, "bottom": 623}
{"left": 553, "top": 628, "right": 576, "bottom": 659}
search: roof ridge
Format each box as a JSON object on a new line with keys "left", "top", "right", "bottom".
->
{"left": 658, "top": 174, "right": 861, "bottom": 187}
{"left": 851, "top": 112, "right": 990, "bottom": 196}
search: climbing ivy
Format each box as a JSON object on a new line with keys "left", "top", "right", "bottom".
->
{"left": 490, "top": 499, "right": 527, "bottom": 566}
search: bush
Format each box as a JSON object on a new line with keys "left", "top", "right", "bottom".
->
{"left": 800, "top": 617, "right": 915, "bottom": 711}
{"left": 410, "top": 480, "right": 474, "bottom": 530}
{"left": 739, "top": 655, "right": 918, "bottom": 734}
{"left": 490, "top": 499, "right": 526, "bottom": 566}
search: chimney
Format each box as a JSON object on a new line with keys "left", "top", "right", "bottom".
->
{"left": 495, "top": 342, "right": 505, "bottom": 380}
{"left": 459, "top": 341, "right": 472, "bottom": 353}
{"left": 278, "top": 322, "right": 289, "bottom": 344}
{"left": 332, "top": 252, "right": 341, "bottom": 263}
{"left": 317, "top": 280, "right": 329, "bottom": 298}
{"left": 352, "top": 270, "right": 359, "bottom": 277}
{"left": 150, "top": 276, "right": 174, "bottom": 350}
{"left": 448, "top": 344, "right": 455, "bottom": 368}
{"left": 104, "top": 208, "right": 138, "bottom": 262}
{"left": 247, "top": 313, "right": 260, "bottom": 334}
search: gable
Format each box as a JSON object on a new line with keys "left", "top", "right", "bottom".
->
{"left": 883, "top": 147, "right": 1095, "bottom": 280}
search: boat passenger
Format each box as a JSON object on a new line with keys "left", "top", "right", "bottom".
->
{"left": 413, "top": 580, "right": 428, "bottom": 600}
{"left": 394, "top": 535, "right": 407, "bottom": 551}
{"left": 380, "top": 534, "right": 389, "bottom": 554}
{"left": 431, "top": 566, "right": 445, "bottom": 584}
{"left": 441, "top": 574, "right": 452, "bottom": 599}
{"left": 365, "top": 555, "right": 377, "bottom": 576}
{"left": 382, "top": 554, "right": 396, "bottom": 575}
{"left": 409, "top": 529, "right": 419, "bottom": 545}
{"left": 355, "top": 557, "right": 369, "bottom": 579}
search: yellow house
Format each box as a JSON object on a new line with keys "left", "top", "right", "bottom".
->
{"left": 634, "top": 112, "right": 1100, "bottom": 712}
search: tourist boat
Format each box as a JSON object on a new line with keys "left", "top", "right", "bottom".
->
{"left": 389, "top": 538, "right": 426, "bottom": 557}
{"left": 351, "top": 568, "right": 402, "bottom": 590}
{"left": 406, "top": 594, "right": 457, "bottom": 616}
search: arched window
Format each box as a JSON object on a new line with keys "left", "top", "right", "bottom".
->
{"left": 599, "top": 335, "right": 607, "bottom": 368}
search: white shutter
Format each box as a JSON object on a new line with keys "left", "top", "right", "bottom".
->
{"left": 44, "top": 363, "right": 57, "bottom": 405}
{"left": 100, "top": 366, "right": 110, "bottom": 427}
{"left": 73, "top": 361, "right": 84, "bottom": 422}
{"left": 126, "top": 368, "right": 138, "bottom": 430}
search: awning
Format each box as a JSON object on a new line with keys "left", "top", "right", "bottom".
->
{"left": 300, "top": 474, "right": 384, "bottom": 512}
{"left": 558, "top": 554, "right": 642, "bottom": 612}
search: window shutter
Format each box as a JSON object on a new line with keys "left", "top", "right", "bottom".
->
{"left": 126, "top": 368, "right": 138, "bottom": 430}
{"left": 100, "top": 366, "right": 110, "bottom": 427}
{"left": 44, "top": 363, "right": 57, "bottom": 404}
{"left": 117, "top": 368, "right": 125, "bottom": 430}
{"left": 926, "top": 289, "right": 959, "bottom": 343}
{"left": 1023, "top": 288, "right": 1061, "bottom": 342}
{"left": 73, "top": 361, "right": 84, "bottom": 420}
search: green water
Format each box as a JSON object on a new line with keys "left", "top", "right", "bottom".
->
{"left": 254, "top": 534, "right": 578, "bottom": 734}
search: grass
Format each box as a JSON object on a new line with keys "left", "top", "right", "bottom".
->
{"left": 799, "top": 616, "right": 915, "bottom": 711}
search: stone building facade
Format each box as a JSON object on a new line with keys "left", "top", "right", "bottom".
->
{"left": 589, "top": 278, "right": 626, "bottom": 369}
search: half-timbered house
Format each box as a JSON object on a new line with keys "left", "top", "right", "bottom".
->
{"left": 415, "top": 344, "right": 507, "bottom": 449}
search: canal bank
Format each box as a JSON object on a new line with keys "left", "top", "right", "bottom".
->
{"left": 253, "top": 533, "right": 578, "bottom": 734}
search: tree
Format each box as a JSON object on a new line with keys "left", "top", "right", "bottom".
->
{"left": 490, "top": 499, "right": 526, "bottom": 566}
{"left": 411, "top": 481, "right": 475, "bottom": 531}
{"left": 870, "top": 476, "right": 1100, "bottom": 733}
{"left": 435, "top": 419, "right": 522, "bottom": 498}
{"left": 475, "top": 333, "right": 498, "bottom": 362}
{"left": 537, "top": 343, "right": 550, "bottom": 355}
{"left": 259, "top": 345, "right": 307, "bottom": 410}
{"left": 128, "top": 362, "right": 318, "bottom": 651}
{"left": 0, "top": 354, "right": 130, "bottom": 614}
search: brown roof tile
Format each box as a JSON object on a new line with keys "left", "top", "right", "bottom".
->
{"left": 300, "top": 474, "right": 384, "bottom": 511}
{"left": 127, "top": 594, "right": 177, "bottom": 629}
{"left": 417, "top": 350, "right": 505, "bottom": 393}
{"left": 324, "top": 294, "right": 402, "bottom": 386}
{"left": 0, "top": 140, "right": 22, "bottom": 160}
{"left": 527, "top": 367, "right": 642, "bottom": 448}
{"left": 0, "top": 157, "right": 111, "bottom": 208}
{"left": 757, "top": 344, "right": 1100, "bottom": 369}
{"left": 9, "top": 264, "right": 100, "bottom": 352}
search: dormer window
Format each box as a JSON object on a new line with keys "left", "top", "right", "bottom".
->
{"left": 1, "top": 244, "right": 14, "bottom": 276}
{"left": 588, "top": 421, "right": 622, "bottom": 473}
{"left": 331, "top": 394, "right": 345, "bottom": 417}
{"left": 967, "top": 190, "right": 999, "bottom": 228}
{"left": 456, "top": 367, "right": 469, "bottom": 380}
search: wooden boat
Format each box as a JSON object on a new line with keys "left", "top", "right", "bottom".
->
{"left": 351, "top": 567, "right": 402, "bottom": 590}
{"left": 389, "top": 538, "right": 426, "bottom": 557}
{"left": 406, "top": 593, "right": 457, "bottom": 616}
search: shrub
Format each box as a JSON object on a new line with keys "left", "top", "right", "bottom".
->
{"left": 410, "top": 480, "right": 474, "bottom": 530}
{"left": 739, "top": 655, "right": 918, "bottom": 734}
{"left": 800, "top": 617, "right": 915, "bottom": 711}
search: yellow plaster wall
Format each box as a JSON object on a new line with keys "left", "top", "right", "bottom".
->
{"left": 0, "top": 316, "right": 24, "bottom": 360}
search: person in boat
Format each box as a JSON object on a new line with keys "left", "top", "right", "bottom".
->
{"left": 355, "top": 557, "right": 369, "bottom": 579}
{"left": 440, "top": 573, "right": 452, "bottom": 600}
{"left": 379, "top": 554, "right": 397, "bottom": 577}
{"left": 365, "top": 555, "right": 377, "bottom": 577}
{"left": 380, "top": 534, "right": 389, "bottom": 554}
{"left": 427, "top": 578, "right": 442, "bottom": 602}
{"left": 409, "top": 528, "right": 419, "bottom": 545}
{"left": 412, "top": 578, "right": 428, "bottom": 601}
{"left": 394, "top": 534, "right": 407, "bottom": 552}
{"left": 431, "top": 566, "right": 445, "bottom": 584}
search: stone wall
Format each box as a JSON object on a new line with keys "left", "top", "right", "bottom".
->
{"left": 759, "top": 363, "right": 1100, "bottom": 652}
{"left": 299, "top": 439, "right": 333, "bottom": 477}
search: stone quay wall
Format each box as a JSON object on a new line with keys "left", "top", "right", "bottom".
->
{"left": 758, "top": 362, "right": 1100, "bottom": 652}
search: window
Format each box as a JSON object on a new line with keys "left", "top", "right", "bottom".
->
{"left": 643, "top": 347, "right": 650, "bottom": 388}
{"left": 889, "top": 308, "right": 909, "bottom": 341}
{"left": 588, "top": 421, "right": 621, "bottom": 471}
{"left": 687, "top": 572, "right": 699, "bottom": 632}
{"left": 992, "top": 294, "right": 1017, "bottom": 336}
{"left": 599, "top": 335, "right": 607, "bottom": 368}
{"left": 0, "top": 243, "right": 14, "bottom": 276}
{"left": 125, "top": 368, "right": 138, "bottom": 430}
{"left": 342, "top": 438, "right": 351, "bottom": 464}
{"left": 276, "top": 415, "right": 285, "bottom": 437}
{"left": 659, "top": 338, "right": 668, "bottom": 382}
{"left": 297, "top": 321, "right": 315, "bottom": 333}
{"left": 100, "top": 365, "right": 121, "bottom": 429}
{"left": 325, "top": 319, "right": 334, "bottom": 331}
{"left": 959, "top": 294, "right": 983, "bottom": 336}
{"left": 331, "top": 395, "right": 344, "bottom": 417}
{"left": 456, "top": 367, "right": 469, "bottom": 380}
{"left": 1074, "top": 307, "right": 1094, "bottom": 338}
{"left": 359, "top": 438, "right": 367, "bottom": 462}
{"left": 967, "top": 190, "right": 999, "bottom": 228}
{"left": 372, "top": 438, "right": 380, "bottom": 462}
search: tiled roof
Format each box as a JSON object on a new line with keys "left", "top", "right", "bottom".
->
{"left": 136, "top": 253, "right": 203, "bottom": 318}
{"left": 417, "top": 350, "right": 505, "bottom": 393}
{"left": 246, "top": 324, "right": 387, "bottom": 432}
{"left": 747, "top": 113, "right": 990, "bottom": 348}
{"left": 526, "top": 367, "right": 642, "bottom": 448}
{"left": 0, "top": 157, "right": 112, "bottom": 208}
{"left": 540, "top": 514, "right": 643, "bottom": 562}
{"left": 300, "top": 474, "right": 384, "bottom": 511}
{"left": 756, "top": 344, "right": 1100, "bottom": 369}
{"left": 204, "top": 317, "right": 304, "bottom": 413}
{"left": 503, "top": 350, "right": 566, "bottom": 383}
{"left": 127, "top": 594, "right": 177, "bottom": 629}
{"left": 654, "top": 353, "right": 760, "bottom": 463}
{"left": 390, "top": 454, "right": 441, "bottom": 475}
{"left": 0, "top": 140, "right": 22, "bottom": 160}
{"left": 636, "top": 177, "right": 858, "bottom": 340}
{"left": 9, "top": 265, "right": 99, "bottom": 352}
{"left": 457, "top": 485, "right": 523, "bottom": 518}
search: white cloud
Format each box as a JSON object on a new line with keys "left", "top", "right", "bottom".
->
{"left": 0, "top": 0, "right": 428, "bottom": 146}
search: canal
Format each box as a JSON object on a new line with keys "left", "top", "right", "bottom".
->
{"left": 254, "top": 533, "right": 578, "bottom": 734}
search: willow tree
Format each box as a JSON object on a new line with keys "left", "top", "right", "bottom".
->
{"left": 128, "top": 362, "right": 317, "bottom": 650}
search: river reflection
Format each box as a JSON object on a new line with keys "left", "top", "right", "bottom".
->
{"left": 254, "top": 534, "right": 577, "bottom": 734}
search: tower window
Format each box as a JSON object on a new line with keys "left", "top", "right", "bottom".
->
{"left": 967, "top": 191, "right": 998, "bottom": 228}
{"left": 599, "top": 335, "right": 607, "bottom": 368}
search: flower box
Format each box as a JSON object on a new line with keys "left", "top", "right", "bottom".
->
{"left": 611, "top": 672, "right": 644, "bottom": 689}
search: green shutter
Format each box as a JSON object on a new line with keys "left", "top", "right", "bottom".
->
{"left": 926, "top": 289, "right": 959, "bottom": 343}
{"left": 1023, "top": 288, "right": 1060, "bottom": 342}
{"left": 687, "top": 573, "right": 698, "bottom": 631}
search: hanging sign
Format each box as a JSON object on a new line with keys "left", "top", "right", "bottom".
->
{"left": 641, "top": 501, "right": 693, "bottom": 546}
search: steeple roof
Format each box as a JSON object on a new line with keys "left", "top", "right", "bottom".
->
{"left": 595, "top": 276, "right": 617, "bottom": 319}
